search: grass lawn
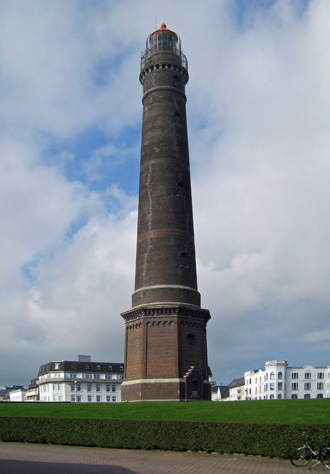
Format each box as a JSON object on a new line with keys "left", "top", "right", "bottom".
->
{"left": 1, "top": 398, "right": 330, "bottom": 423}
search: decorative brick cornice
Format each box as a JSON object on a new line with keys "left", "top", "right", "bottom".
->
{"left": 140, "top": 62, "right": 188, "bottom": 85}
{"left": 121, "top": 305, "right": 210, "bottom": 323}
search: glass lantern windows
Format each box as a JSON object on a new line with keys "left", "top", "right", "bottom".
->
{"left": 150, "top": 33, "right": 177, "bottom": 52}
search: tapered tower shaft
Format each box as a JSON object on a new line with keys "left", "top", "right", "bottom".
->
{"left": 133, "top": 26, "right": 199, "bottom": 309}
{"left": 121, "top": 24, "right": 211, "bottom": 402}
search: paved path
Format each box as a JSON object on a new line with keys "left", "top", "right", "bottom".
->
{"left": 0, "top": 441, "right": 323, "bottom": 473}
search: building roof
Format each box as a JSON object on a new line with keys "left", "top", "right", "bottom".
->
{"left": 229, "top": 377, "right": 245, "bottom": 388}
{"left": 212, "top": 385, "right": 229, "bottom": 398}
{"left": 38, "top": 360, "right": 124, "bottom": 376}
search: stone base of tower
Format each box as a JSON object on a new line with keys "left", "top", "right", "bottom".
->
{"left": 121, "top": 376, "right": 211, "bottom": 402}
{"left": 121, "top": 304, "right": 212, "bottom": 402}
{"left": 121, "top": 379, "right": 183, "bottom": 402}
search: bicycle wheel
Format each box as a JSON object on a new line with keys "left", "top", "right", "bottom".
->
{"left": 291, "top": 447, "right": 313, "bottom": 467}
{"left": 322, "top": 448, "right": 330, "bottom": 469}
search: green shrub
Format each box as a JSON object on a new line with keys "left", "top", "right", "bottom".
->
{"left": 1, "top": 416, "right": 329, "bottom": 458}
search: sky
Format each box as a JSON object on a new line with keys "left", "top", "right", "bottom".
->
{"left": 1, "top": 0, "right": 329, "bottom": 388}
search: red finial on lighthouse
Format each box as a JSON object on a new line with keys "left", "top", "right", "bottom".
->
{"left": 160, "top": 23, "right": 166, "bottom": 29}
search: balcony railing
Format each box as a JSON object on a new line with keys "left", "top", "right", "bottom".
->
{"left": 141, "top": 46, "right": 188, "bottom": 71}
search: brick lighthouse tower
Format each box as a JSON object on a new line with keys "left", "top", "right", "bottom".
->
{"left": 121, "top": 24, "right": 211, "bottom": 401}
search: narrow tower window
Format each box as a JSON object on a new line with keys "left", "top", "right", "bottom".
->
{"left": 174, "top": 112, "right": 181, "bottom": 125}
{"left": 179, "top": 252, "right": 189, "bottom": 268}
{"left": 173, "top": 75, "right": 180, "bottom": 87}
{"left": 177, "top": 182, "right": 184, "bottom": 197}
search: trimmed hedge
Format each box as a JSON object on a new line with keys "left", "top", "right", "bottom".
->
{"left": 1, "top": 417, "right": 329, "bottom": 458}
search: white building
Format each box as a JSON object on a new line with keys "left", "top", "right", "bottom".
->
{"left": 244, "top": 360, "right": 330, "bottom": 400}
{"left": 9, "top": 388, "right": 28, "bottom": 402}
{"left": 211, "top": 385, "right": 229, "bottom": 401}
{"left": 37, "top": 355, "right": 124, "bottom": 403}
{"left": 228, "top": 377, "right": 245, "bottom": 401}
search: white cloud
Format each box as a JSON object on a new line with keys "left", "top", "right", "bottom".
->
{"left": 0, "top": 0, "right": 329, "bottom": 387}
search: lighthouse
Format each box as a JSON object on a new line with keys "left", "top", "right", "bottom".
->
{"left": 121, "top": 24, "right": 211, "bottom": 401}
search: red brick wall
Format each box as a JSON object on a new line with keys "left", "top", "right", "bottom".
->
{"left": 125, "top": 322, "right": 143, "bottom": 379}
{"left": 178, "top": 320, "right": 208, "bottom": 378}
{"left": 146, "top": 319, "right": 178, "bottom": 377}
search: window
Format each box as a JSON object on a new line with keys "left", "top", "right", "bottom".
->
{"left": 173, "top": 75, "right": 180, "bottom": 88}
{"left": 88, "top": 395, "right": 92, "bottom": 402}
{"left": 278, "top": 394, "right": 282, "bottom": 399}
{"left": 174, "top": 112, "right": 181, "bottom": 125}
{"left": 304, "top": 382, "right": 311, "bottom": 390}
{"left": 77, "top": 396, "right": 81, "bottom": 403}
{"left": 106, "top": 375, "right": 112, "bottom": 380}
{"left": 77, "top": 384, "right": 81, "bottom": 392}
{"left": 292, "top": 383, "right": 299, "bottom": 391}
{"left": 304, "top": 394, "right": 310, "bottom": 399}
{"left": 87, "top": 384, "right": 92, "bottom": 392}
{"left": 72, "top": 364, "right": 78, "bottom": 369}
{"left": 270, "top": 372, "right": 275, "bottom": 380}
{"left": 317, "top": 373, "right": 324, "bottom": 379}
{"left": 305, "top": 373, "right": 311, "bottom": 379}
{"left": 120, "top": 366, "right": 124, "bottom": 372}
{"left": 85, "top": 364, "right": 90, "bottom": 370}
{"left": 112, "top": 396, "right": 117, "bottom": 402}
{"left": 270, "top": 394, "right": 274, "bottom": 399}
{"left": 292, "top": 373, "right": 298, "bottom": 379}
{"left": 317, "top": 382, "right": 324, "bottom": 390}
{"left": 108, "top": 366, "right": 112, "bottom": 371}
{"left": 270, "top": 383, "right": 275, "bottom": 391}
{"left": 106, "top": 396, "right": 111, "bottom": 402}
{"left": 106, "top": 385, "right": 110, "bottom": 392}
{"left": 278, "top": 372, "right": 283, "bottom": 380}
{"left": 291, "top": 394, "right": 298, "bottom": 399}
{"left": 186, "top": 333, "right": 195, "bottom": 345}
{"left": 317, "top": 394, "right": 323, "bottom": 398}
{"left": 179, "top": 252, "right": 188, "bottom": 268}
{"left": 177, "top": 182, "right": 184, "bottom": 197}
{"left": 54, "top": 363, "right": 60, "bottom": 370}
{"left": 96, "top": 384, "right": 101, "bottom": 392}
{"left": 97, "top": 365, "right": 101, "bottom": 371}
{"left": 112, "top": 385, "right": 116, "bottom": 392}
{"left": 71, "top": 395, "right": 75, "bottom": 402}
{"left": 96, "top": 395, "right": 101, "bottom": 402}
{"left": 53, "top": 384, "right": 57, "bottom": 391}
{"left": 278, "top": 382, "right": 283, "bottom": 390}
{"left": 58, "top": 384, "right": 62, "bottom": 391}
{"left": 71, "top": 384, "right": 75, "bottom": 391}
